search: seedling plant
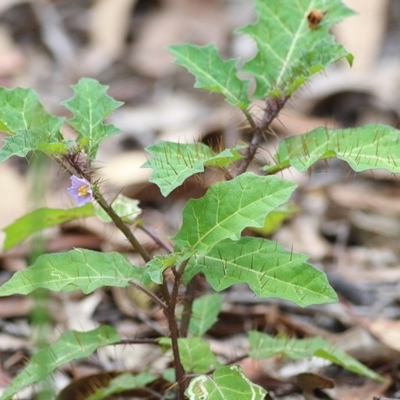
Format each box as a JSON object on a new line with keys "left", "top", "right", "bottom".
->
{"left": 0, "top": 0, "right": 395, "bottom": 398}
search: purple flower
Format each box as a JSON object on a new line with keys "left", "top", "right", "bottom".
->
{"left": 67, "top": 175, "right": 93, "bottom": 206}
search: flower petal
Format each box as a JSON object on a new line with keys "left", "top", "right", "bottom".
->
{"left": 67, "top": 175, "right": 93, "bottom": 206}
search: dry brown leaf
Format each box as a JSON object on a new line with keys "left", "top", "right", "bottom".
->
{"left": 0, "top": 25, "right": 25, "bottom": 78}
{"left": 0, "top": 161, "right": 28, "bottom": 253}
{"left": 129, "top": 0, "right": 227, "bottom": 77}
{"left": 0, "top": 0, "right": 28, "bottom": 15}
{"left": 274, "top": 214, "right": 331, "bottom": 260}
{"left": 339, "top": 0, "right": 389, "bottom": 71}
{"left": 83, "top": 0, "right": 138, "bottom": 75}
{"left": 330, "top": 325, "right": 398, "bottom": 364}
{"left": 332, "top": 376, "right": 391, "bottom": 400}
{"left": 367, "top": 319, "right": 400, "bottom": 353}
{"left": 96, "top": 150, "right": 151, "bottom": 188}
{"left": 0, "top": 333, "right": 28, "bottom": 351}
{"left": 0, "top": 296, "right": 32, "bottom": 318}
{"left": 328, "top": 183, "right": 400, "bottom": 215}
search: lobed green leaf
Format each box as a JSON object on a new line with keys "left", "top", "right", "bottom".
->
{"left": 0, "top": 87, "right": 65, "bottom": 162}
{"left": 174, "top": 172, "right": 297, "bottom": 255}
{"left": 62, "top": 78, "right": 123, "bottom": 159}
{"left": 0, "top": 326, "right": 120, "bottom": 400}
{"left": 0, "top": 249, "right": 149, "bottom": 296}
{"left": 238, "top": 0, "right": 354, "bottom": 98}
{"left": 266, "top": 124, "right": 400, "bottom": 174}
{"left": 185, "top": 365, "right": 267, "bottom": 400}
{"left": 249, "top": 331, "right": 385, "bottom": 382}
{"left": 184, "top": 237, "right": 337, "bottom": 307}
{"left": 168, "top": 44, "right": 250, "bottom": 109}
{"left": 143, "top": 141, "right": 244, "bottom": 197}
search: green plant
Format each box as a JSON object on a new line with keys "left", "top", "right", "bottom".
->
{"left": 0, "top": 0, "right": 392, "bottom": 399}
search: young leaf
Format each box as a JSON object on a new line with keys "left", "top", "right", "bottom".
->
{"left": 266, "top": 124, "right": 400, "bottom": 174}
{"left": 146, "top": 253, "right": 181, "bottom": 284}
{"left": 0, "top": 87, "right": 65, "bottom": 162}
{"left": 238, "top": 0, "right": 354, "bottom": 98}
{"left": 189, "top": 294, "right": 224, "bottom": 336}
{"left": 94, "top": 194, "right": 141, "bottom": 223}
{"left": 174, "top": 172, "right": 297, "bottom": 255}
{"left": 251, "top": 205, "right": 299, "bottom": 236}
{"left": 0, "top": 326, "right": 120, "bottom": 400}
{"left": 167, "top": 44, "right": 250, "bottom": 110}
{"left": 2, "top": 204, "right": 94, "bottom": 251}
{"left": 158, "top": 337, "right": 220, "bottom": 374}
{"left": 184, "top": 237, "right": 337, "bottom": 307}
{"left": 248, "top": 331, "right": 385, "bottom": 382}
{"left": 185, "top": 365, "right": 267, "bottom": 400}
{"left": 142, "top": 141, "right": 244, "bottom": 197}
{"left": 0, "top": 249, "right": 149, "bottom": 296}
{"left": 62, "top": 78, "right": 123, "bottom": 159}
{"left": 86, "top": 372, "right": 157, "bottom": 400}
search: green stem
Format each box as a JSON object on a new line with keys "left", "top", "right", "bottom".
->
{"left": 264, "top": 159, "right": 291, "bottom": 175}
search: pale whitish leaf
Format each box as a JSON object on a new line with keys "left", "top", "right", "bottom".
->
{"left": 174, "top": 172, "right": 297, "bottom": 255}
{"left": 142, "top": 142, "right": 244, "bottom": 197}
{"left": 185, "top": 365, "right": 267, "bottom": 400}
{"left": 62, "top": 78, "right": 123, "bottom": 159}
{"left": 189, "top": 294, "right": 224, "bottom": 336}
{"left": 158, "top": 337, "right": 220, "bottom": 374}
{"left": 238, "top": 0, "right": 354, "bottom": 97}
{"left": 167, "top": 44, "right": 250, "bottom": 109}
{"left": 184, "top": 237, "right": 336, "bottom": 307}
{"left": 266, "top": 124, "right": 400, "bottom": 174}
{"left": 94, "top": 194, "right": 141, "bottom": 223}
{"left": 2, "top": 204, "right": 94, "bottom": 251}
{"left": 0, "top": 249, "right": 149, "bottom": 296}
{"left": 249, "top": 331, "right": 385, "bottom": 382}
{"left": 0, "top": 326, "right": 120, "bottom": 400}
